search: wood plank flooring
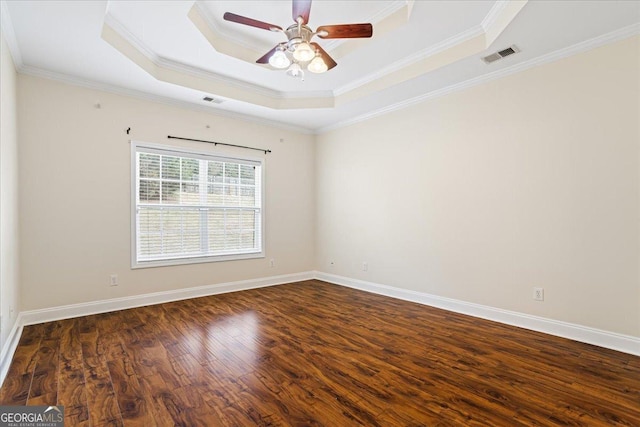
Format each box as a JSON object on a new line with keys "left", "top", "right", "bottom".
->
{"left": 1, "top": 280, "right": 639, "bottom": 426}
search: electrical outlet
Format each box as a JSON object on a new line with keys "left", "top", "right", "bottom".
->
{"left": 110, "top": 274, "right": 119, "bottom": 287}
{"left": 269, "top": 258, "right": 275, "bottom": 268}
{"left": 362, "top": 262, "right": 368, "bottom": 272}
{"left": 533, "top": 287, "right": 544, "bottom": 301}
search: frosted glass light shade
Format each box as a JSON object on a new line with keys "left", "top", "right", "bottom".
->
{"left": 268, "top": 50, "right": 291, "bottom": 69}
{"left": 308, "top": 56, "right": 328, "bottom": 73}
{"left": 293, "top": 42, "right": 315, "bottom": 62}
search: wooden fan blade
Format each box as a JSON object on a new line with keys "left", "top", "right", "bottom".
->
{"left": 310, "top": 43, "right": 337, "bottom": 70}
{"left": 292, "top": 0, "right": 312, "bottom": 24}
{"left": 256, "top": 45, "right": 280, "bottom": 64}
{"left": 316, "top": 23, "right": 373, "bottom": 39}
{"left": 223, "top": 12, "right": 282, "bottom": 32}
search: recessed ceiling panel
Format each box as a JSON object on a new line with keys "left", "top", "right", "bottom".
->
{"left": 3, "top": 0, "right": 638, "bottom": 132}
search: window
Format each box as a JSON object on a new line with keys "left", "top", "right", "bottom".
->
{"left": 131, "top": 142, "right": 264, "bottom": 268}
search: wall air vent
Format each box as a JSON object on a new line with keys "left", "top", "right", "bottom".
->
{"left": 202, "top": 96, "right": 223, "bottom": 104}
{"left": 482, "top": 45, "right": 520, "bottom": 64}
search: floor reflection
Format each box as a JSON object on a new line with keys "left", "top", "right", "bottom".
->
{"left": 200, "top": 310, "right": 259, "bottom": 374}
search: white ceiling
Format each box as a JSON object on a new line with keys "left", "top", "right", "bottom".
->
{"left": 2, "top": 0, "right": 639, "bottom": 133}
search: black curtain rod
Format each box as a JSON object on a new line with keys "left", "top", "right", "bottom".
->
{"left": 167, "top": 135, "right": 271, "bottom": 154}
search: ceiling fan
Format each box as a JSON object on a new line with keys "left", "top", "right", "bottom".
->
{"left": 223, "top": 0, "right": 373, "bottom": 79}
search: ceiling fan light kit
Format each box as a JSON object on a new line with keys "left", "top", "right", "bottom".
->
{"left": 292, "top": 41, "right": 315, "bottom": 62}
{"left": 223, "top": 0, "right": 373, "bottom": 79}
{"left": 268, "top": 48, "right": 291, "bottom": 69}
{"left": 308, "top": 54, "right": 328, "bottom": 74}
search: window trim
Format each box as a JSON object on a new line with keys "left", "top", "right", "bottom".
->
{"left": 130, "top": 141, "right": 265, "bottom": 269}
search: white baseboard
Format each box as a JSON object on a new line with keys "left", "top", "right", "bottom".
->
{"left": 0, "top": 271, "right": 314, "bottom": 387}
{"left": 0, "top": 315, "right": 24, "bottom": 387}
{"left": 315, "top": 271, "right": 640, "bottom": 356}
{"left": 20, "top": 271, "right": 314, "bottom": 326}
{"left": 2, "top": 269, "right": 638, "bottom": 388}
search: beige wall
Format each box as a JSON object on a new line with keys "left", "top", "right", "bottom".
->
{"left": 18, "top": 75, "right": 315, "bottom": 310}
{"left": 316, "top": 36, "right": 640, "bottom": 337}
{"left": 0, "top": 33, "right": 20, "bottom": 345}
{"left": 12, "top": 34, "right": 640, "bottom": 340}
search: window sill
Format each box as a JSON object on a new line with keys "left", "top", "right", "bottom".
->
{"left": 131, "top": 251, "right": 264, "bottom": 269}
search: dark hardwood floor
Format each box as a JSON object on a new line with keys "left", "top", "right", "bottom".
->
{"left": 1, "top": 280, "right": 638, "bottom": 426}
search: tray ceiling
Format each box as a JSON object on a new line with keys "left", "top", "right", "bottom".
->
{"left": 2, "top": 0, "right": 639, "bottom": 132}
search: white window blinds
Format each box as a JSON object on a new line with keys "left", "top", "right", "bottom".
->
{"left": 132, "top": 142, "right": 264, "bottom": 267}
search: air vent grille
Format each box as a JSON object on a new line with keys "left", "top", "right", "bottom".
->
{"left": 482, "top": 45, "right": 520, "bottom": 64}
{"left": 202, "top": 96, "right": 223, "bottom": 104}
{"left": 498, "top": 47, "right": 516, "bottom": 57}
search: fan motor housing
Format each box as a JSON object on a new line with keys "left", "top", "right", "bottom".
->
{"left": 285, "top": 24, "right": 313, "bottom": 52}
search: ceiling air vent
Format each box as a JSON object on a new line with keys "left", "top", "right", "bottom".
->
{"left": 482, "top": 45, "right": 520, "bottom": 64}
{"left": 202, "top": 96, "right": 223, "bottom": 104}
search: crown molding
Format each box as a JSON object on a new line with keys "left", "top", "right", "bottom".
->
{"left": 481, "top": 0, "right": 510, "bottom": 31}
{"left": 17, "top": 64, "right": 314, "bottom": 134}
{"left": 155, "top": 56, "right": 332, "bottom": 100}
{"left": 334, "top": 24, "right": 485, "bottom": 97}
{"left": 333, "top": 0, "right": 526, "bottom": 99}
{"left": 369, "top": 1, "right": 414, "bottom": 26}
{"left": 191, "top": 1, "right": 264, "bottom": 53}
{"left": 318, "top": 23, "right": 640, "bottom": 134}
{"left": 320, "top": 0, "right": 416, "bottom": 61}
{"left": 7, "top": 0, "right": 635, "bottom": 134}
{"left": 102, "top": 0, "right": 521, "bottom": 112}
{"left": 103, "top": 13, "right": 284, "bottom": 100}
{"left": 187, "top": 2, "right": 271, "bottom": 65}
{"left": 190, "top": 0, "right": 412, "bottom": 61}
{"left": 483, "top": 0, "right": 527, "bottom": 48}
{"left": 158, "top": 56, "right": 332, "bottom": 100}
{"left": 322, "top": 0, "right": 412, "bottom": 52}
{"left": 0, "top": 0, "right": 23, "bottom": 67}
{"left": 102, "top": 12, "right": 158, "bottom": 63}
{"left": 102, "top": 19, "right": 335, "bottom": 110}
